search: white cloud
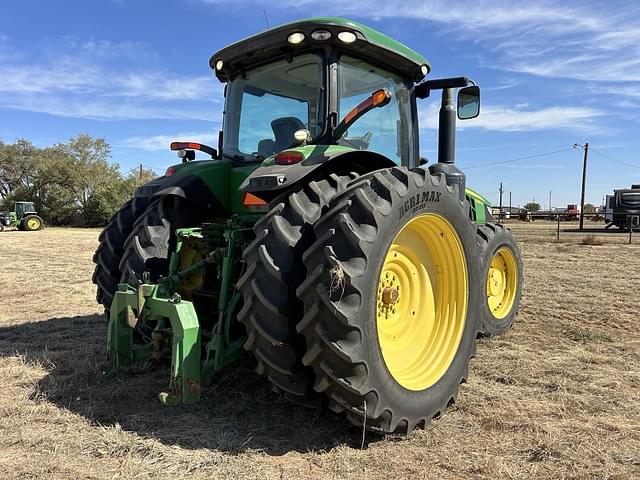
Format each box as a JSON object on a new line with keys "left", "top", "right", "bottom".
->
{"left": 0, "top": 37, "right": 222, "bottom": 120}
{"left": 195, "top": 0, "right": 640, "bottom": 86}
{"left": 1, "top": 95, "right": 219, "bottom": 121}
{"left": 419, "top": 103, "right": 604, "bottom": 132}
{"left": 0, "top": 63, "right": 217, "bottom": 100}
{"left": 118, "top": 131, "right": 219, "bottom": 150}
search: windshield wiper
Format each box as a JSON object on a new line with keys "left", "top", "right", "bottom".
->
{"left": 222, "top": 152, "right": 264, "bottom": 163}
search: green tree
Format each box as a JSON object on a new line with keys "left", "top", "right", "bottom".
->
{"left": 0, "top": 138, "right": 37, "bottom": 200}
{"left": 583, "top": 203, "right": 596, "bottom": 213}
{"left": 58, "top": 133, "right": 117, "bottom": 213}
{"left": 31, "top": 146, "right": 82, "bottom": 224}
{"left": 1, "top": 135, "right": 157, "bottom": 225}
{"left": 524, "top": 202, "right": 541, "bottom": 212}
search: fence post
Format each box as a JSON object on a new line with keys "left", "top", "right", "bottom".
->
{"left": 630, "top": 227, "right": 633, "bottom": 245}
{"left": 557, "top": 215, "right": 560, "bottom": 241}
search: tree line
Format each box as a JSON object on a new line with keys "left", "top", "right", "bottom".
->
{"left": 0, "top": 134, "right": 156, "bottom": 226}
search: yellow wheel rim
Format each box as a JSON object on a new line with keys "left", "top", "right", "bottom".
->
{"left": 376, "top": 213, "right": 468, "bottom": 391}
{"left": 27, "top": 218, "right": 40, "bottom": 230}
{"left": 176, "top": 238, "right": 206, "bottom": 299}
{"left": 486, "top": 247, "right": 518, "bottom": 319}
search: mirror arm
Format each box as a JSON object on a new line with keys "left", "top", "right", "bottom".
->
{"left": 333, "top": 89, "right": 391, "bottom": 140}
{"left": 415, "top": 76, "right": 473, "bottom": 99}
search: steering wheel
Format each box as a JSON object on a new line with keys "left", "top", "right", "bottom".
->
{"left": 340, "top": 131, "right": 373, "bottom": 150}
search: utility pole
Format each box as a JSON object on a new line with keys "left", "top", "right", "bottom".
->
{"left": 549, "top": 189, "right": 552, "bottom": 212}
{"left": 499, "top": 182, "right": 504, "bottom": 223}
{"left": 574, "top": 143, "right": 589, "bottom": 230}
{"left": 509, "top": 191, "right": 512, "bottom": 219}
{"left": 139, "top": 163, "right": 143, "bottom": 183}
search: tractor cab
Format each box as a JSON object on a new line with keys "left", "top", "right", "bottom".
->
{"left": 212, "top": 18, "right": 428, "bottom": 169}
{"left": 208, "top": 18, "right": 479, "bottom": 199}
{"left": 14, "top": 201, "right": 36, "bottom": 219}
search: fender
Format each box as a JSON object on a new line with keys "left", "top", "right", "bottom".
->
{"left": 135, "top": 173, "right": 226, "bottom": 212}
{"left": 133, "top": 159, "right": 266, "bottom": 215}
{"left": 134, "top": 158, "right": 235, "bottom": 214}
{"left": 240, "top": 145, "right": 397, "bottom": 199}
{"left": 465, "top": 187, "right": 492, "bottom": 224}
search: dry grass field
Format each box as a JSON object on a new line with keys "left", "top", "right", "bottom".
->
{"left": 1, "top": 225, "right": 639, "bottom": 479}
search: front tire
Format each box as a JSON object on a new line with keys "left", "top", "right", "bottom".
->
{"left": 297, "top": 167, "right": 482, "bottom": 434}
{"left": 478, "top": 223, "right": 523, "bottom": 336}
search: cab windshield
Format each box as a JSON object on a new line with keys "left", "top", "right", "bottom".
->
{"left": 337, "top": 55, "right": 413, "bottom": 165}
{"left": 222, "top": 53, "right": 325, "bottom": 161}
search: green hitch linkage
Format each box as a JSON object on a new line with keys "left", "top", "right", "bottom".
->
{"left": 106, "top": 278, "right": 203, "bottom": 405}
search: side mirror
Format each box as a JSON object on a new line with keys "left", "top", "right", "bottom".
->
{"left": 457, "top": 86, "right": 480, "bottom": 120}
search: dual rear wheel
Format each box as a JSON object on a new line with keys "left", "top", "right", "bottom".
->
{"left": 242, "top": 166, "right": 493, "bottom": 434}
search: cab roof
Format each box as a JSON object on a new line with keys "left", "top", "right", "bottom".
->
{"left": 210, "top": 17, "right": 431, "bottom": 83}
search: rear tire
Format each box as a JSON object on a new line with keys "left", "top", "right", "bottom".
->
{"left": 22, "top": 214, "right": 44, "bottom": 231}
{"left": 297, "top": 167, "right": 482, "bottom": 434}
{"left": 119, "top": 195, "right": 210, "bottom": 287}
{"left": 92, "top": 194, "right": 152, "bottom": 314}
{"left": 237, "top": 173, "right": 357, "bottom": 401}
{"left": 477, "top": 223, "right": 523, "bottom": 337}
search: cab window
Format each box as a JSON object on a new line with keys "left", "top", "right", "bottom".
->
{"left": 338, "top": 55, "right": 413, "bottom": 165}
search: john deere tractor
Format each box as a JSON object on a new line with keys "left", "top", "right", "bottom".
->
{"left": 0, "top": 201, "right": 45, "bottom": 232}
{"left": 93, "top": 18, "right": 523, "bottom": 434}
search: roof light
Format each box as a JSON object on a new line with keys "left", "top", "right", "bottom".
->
{"left": 215, "top": 60, "right": 224, "bottom": 71}
{"left": 337, "top": 31, "right": 356, "bottom": 44}
{"left": 165, "top": 166, "right": 177, "bottom": 177}
{"left": 311, "top": 29, "right": 332, "bottom": 41}
{"left": 287, "top": 32, "right": 305, "bottom": 45}
{"left": 421, "top": 65, "right": 429, "bottom": 76}
{"left": 275, "top": 151, "right": 304, "bottom": 165}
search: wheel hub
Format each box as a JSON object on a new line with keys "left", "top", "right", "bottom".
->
{"left": 381, "top": 286, "right": 399, "bottom": 305}
{"left": 488, "top": 267, "right": 505, "bottom": 296}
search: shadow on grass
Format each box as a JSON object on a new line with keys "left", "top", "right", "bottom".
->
{"left": 0, "top": 315, "right": 372, "bottom": 455}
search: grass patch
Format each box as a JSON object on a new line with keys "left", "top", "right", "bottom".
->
{"left": 564, "top": 327, "right": 612, "bottom": 343}
{"left": 580, "top": 234, "right": 604, "bottom": 245}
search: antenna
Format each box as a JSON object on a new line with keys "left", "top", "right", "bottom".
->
{"left": 263, "top": 10, "right": 270, "bottom": 28}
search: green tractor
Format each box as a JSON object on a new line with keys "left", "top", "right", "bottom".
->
{"left": 0, "top": 201, "right": 45, "bottom": 232}
{"left": 93, "top": 18, "right": 523, "bottom": 434}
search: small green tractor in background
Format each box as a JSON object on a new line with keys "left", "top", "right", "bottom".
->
{"left": 93, "top": 17, "right": 523, "bottom": 434}
{"left": 0, "top": 201, "right": 45, "bottom": 232}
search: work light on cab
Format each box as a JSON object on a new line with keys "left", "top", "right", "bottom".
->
{"left": 287, "top": 32, "right": 305, "bottom": 44}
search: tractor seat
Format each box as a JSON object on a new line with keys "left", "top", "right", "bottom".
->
{"left": 257, "top": 139, "right": 275, "bottom": 157}
{"left": 271, "top": 117, "right": 305, "bottom": 153}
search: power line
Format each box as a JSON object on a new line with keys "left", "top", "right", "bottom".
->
{"left": 462, "top": 147, "right": 574, "bottom": 170}
{"left": 590, "top": 148, "right": 640, "bottom": 170}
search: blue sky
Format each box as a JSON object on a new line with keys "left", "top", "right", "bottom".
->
{"left": 2, "top": 0, "right": 640, "bottom": 207}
